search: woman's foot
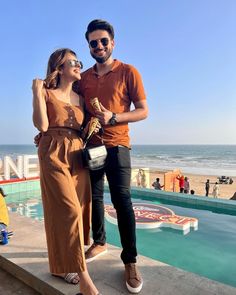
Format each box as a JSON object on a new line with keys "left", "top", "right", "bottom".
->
{"left": 79, "top": 270, "right": 99, "bottom": 295}
{"left": 52, "top": 273, "right": 80, "bottom": 284}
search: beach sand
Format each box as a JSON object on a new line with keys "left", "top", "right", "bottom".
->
{"left": 148, "top": 169, "right": 236, "bottom": 200}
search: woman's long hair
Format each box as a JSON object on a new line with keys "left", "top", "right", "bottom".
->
{"left": 45, "top": 48, "right": 76, "bottom": 89}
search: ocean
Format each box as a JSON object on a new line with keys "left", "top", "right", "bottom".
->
{"left": 0, "top": 144, "right": 236, "bottom": 176}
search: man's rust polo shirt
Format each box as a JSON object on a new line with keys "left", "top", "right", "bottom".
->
{"left": 79, "top": 59, "right": 146, "bottom": 148}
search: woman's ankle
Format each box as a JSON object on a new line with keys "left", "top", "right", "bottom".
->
{"left": 78, "top": 271, "right": 98, "bottom": 294}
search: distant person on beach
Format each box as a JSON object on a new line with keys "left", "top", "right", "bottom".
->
{"left": 152, "top": 178, "right": 164, "bottom": 190}
{"left": 137, "top": 169, "right": 147, "bottom": 188}
{"left": 78, "top": 19, "right": 148, "bottom": 294}
{"left": 205, "top": 179, "right": 210, "bottom": 196}
{"left": 138, "top": 169, "right": 147, "bottom": 188}
{"left": 176, "top": 175, "right": 185, "bottom": 193}
{"left": 136, "top": 169, "right": 142, "bottom": 187}
{"left": 212, "top": 182, "right": 219, "bottom": 198}
{"left": 32, "top": 48, "right": 100, "bottom": 295}
{"left": 184, "top": 177, "right": 190, "bottom": 194}
{"left": 0, "top": 187, "right": 9, "bottom": 232}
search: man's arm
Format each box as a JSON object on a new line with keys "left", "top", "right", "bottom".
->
{"left": 96, "top": 100, "right": 148, "bottom": 125}
{"left": 116, "top": 100, "right": 148, "bottom": 123}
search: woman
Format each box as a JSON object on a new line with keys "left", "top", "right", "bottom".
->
{"left": 32, "top": 48, "right": 101, "bottom": 295}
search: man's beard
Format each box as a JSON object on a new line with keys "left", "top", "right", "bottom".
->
{"left": 90, "top": 48, "right": 112, "bottom": 64}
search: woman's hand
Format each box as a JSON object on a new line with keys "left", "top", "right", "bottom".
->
{"left": 86, "top": 118, "right": 101, "bottom": 134}
{"left": 81, "top": 118, "right": 101, "bottom": 141}
{"left": 32, "top": 79, "right": 45, "bottom": 97}
{"left": 94, "top": 120, "right": 101, "bottom": 134}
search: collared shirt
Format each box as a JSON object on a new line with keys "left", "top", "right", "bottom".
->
{"left": 79, "top": 60, "right": 146, "bottom": 148}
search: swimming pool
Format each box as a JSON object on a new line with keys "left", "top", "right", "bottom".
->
{"left": 6, "top": 189, "right": 236, "bottom": 288}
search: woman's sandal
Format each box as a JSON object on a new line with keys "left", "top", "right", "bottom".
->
{"left": 75, "top": 293, "right": 102, "bottom": 295}
{"left": 52, "top": 273, "right": 80, "bottom": 284}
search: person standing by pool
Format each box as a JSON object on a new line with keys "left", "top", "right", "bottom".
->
{"left": 32, "top": 48, "right": 101, "bottom": 295}
{"left": 0, "top": 187, "right": 9, "bottom": 232}
{"left": 78, "top": 19, "right": 148, "bottom": 294}
{"left": 184, "top": 177, "right": 190, "bottom": 194}
{"left": 205, "top": 179, "right": 210, "bottom": 196}
{"left": 176, "top": 175, "right": 185, "bottom": 193}
{"left": 212, "top": 182, "right": 219, "bottom": 198}
{"left": 138, "top": 169, "right": 147, "bottom": 188}
{"left": 152, "top": 178, "right": 164, "bottom": 190}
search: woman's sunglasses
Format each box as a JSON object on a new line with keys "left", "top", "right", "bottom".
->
{"left": 68, "top": 60, "right": 83, "bottom": 69}
{"left": 89, "top": 37, "right": 109, "bottom": 49}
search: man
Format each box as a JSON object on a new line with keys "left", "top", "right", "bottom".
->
{"left": 79, "top": 19, "right": 148, "bottom": 293}
{"left": 176, "top": 175, "right": 185, "bottom": 193}
{"left": 152, "top": 177, "right": 164, "bottom": 190}
{"left": 205, "top": 179, "right": 210, "bottom": 196}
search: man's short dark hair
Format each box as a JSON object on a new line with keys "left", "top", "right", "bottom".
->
{"left": 85, "top": 19, "right": 115, "bottom": 41}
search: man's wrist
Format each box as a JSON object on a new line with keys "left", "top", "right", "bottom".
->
{"left": 109, "top": 113, "right": 117, "bottom": 126}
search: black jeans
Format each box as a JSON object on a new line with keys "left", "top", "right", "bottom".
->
{"left": 89, "top": 145, "right": 137, "bottom": 264}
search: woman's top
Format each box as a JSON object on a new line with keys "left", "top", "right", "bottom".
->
{"left": 45, "top": 89, "right": 84, "bottom": 130}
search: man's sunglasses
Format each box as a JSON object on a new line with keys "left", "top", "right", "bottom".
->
{"left": 89, "top": 37, "right": 109, "bottom": 49}
{"left": 68, "top": 60, "right": 83, "bottom": 69}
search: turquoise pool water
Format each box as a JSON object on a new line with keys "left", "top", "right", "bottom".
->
{"left": 6, "top": 190, "right": 236, "bottom": 288}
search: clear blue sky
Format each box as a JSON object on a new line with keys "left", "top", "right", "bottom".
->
{"left": 0, "top": 0, "right": 235, "bottom": 144}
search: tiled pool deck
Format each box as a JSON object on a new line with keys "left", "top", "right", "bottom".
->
{"left": 1, "top": 211, "right": 236, "bottom": 295}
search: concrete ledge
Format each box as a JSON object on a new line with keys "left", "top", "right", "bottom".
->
{"left": 1, "top": 212, "right": 236, "bottom": 295}
{"left": 0, "top": 256, "right": 62, "bottom": 295}
{"left": 130, "top": 186, "right": 236, "bottom": 213}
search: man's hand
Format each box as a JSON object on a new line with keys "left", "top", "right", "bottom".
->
{"left": 95, "top": 103, "right": 113, "bottom": 125}
{"left": 34, "top": 133, "right": 42, "bottom": 147}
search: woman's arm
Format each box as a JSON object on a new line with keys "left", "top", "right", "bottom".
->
{"left": 32, "top": 79, "right": 49, "bottom": 132}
